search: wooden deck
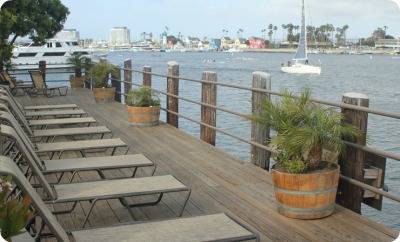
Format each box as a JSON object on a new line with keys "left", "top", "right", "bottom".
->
{"left": 15, "top": 88, "right": 399, "bottom": 242}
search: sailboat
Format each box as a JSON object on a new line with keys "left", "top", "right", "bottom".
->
{"left": 281, "top": 0, "right": 321, "bottom": 75}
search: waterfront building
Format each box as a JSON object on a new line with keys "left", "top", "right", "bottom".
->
{"left": 233, "top": 38, "right": 247, "bottom": 49}
{"left": 249, "top": 37, "right": 266, "bottom": 48}
{"left": 375, "top": 38, "right": 400, "bottom": 49}
{"left": 210, "top": 38, "right": 221, "bottom": 50}
{"left": 109, "top": 27, "right": 130, "bottom": 44}
{"left": 185, "top": 37, "right": 201, "bottom": 49}
{"left": 221, "top": 37, "right": 233, "bottom": 50}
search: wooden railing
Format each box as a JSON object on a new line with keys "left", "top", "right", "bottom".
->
{"left": 86, "top": 59, "right": 400, "bottom": 213}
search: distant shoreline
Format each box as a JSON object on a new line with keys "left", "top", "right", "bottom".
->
{"left": 87, "top": 47, "right": 396, "bottom": 55}
{"left": 244, "top": 48, "right": 394, "bottom": 55}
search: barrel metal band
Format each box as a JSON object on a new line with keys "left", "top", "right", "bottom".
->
{"left": 274, "top": 185, "right": 337, "bottom": 195}
{"left": 276, "top": 202, "right": 335, "bottom": 215}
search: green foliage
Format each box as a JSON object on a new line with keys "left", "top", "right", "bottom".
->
{"left": 66, "top": 53, "right": 85, "bottom": 77}
{"left": 0, "top": 176, "right": 34, "bottom": 241}
{"left": 127, "top": 86, "right": 160, "bottom": 107}
{"left": 249, "top": 88, "right": 365, "bottom": 173}
{"left": 87, "top": 62, "right": 119, "bottom": 88}
{"left": 0, "top": 0, "right": 69, "bottom": 69}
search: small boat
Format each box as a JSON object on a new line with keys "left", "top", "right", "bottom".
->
{"left": 281, "top": 0, "right": 321, "bottom": 75}
{"left": 12, "top": 39, "right": 101, "bottom": 69}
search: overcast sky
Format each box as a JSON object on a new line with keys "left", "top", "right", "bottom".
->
{"left": 61, "top": 0, "right": 400, "bottom": 41}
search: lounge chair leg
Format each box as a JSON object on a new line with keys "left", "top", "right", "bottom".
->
{"left": 81, "top": 199, "right": 98, "bottom": 228}
{"left": 120, "top": 197, "right": 138, "bottom": 221}
{"left": 50, "top": 201, "right": 78, "bottom": 214}
{"left": 119, "top": 193, "right": 164, "bottom": 208}
{"left": 179, "top": 188, "right": 192, "bottom": 217}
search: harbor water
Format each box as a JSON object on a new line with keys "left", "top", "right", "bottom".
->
{"left": 46, "top": 50, "right": 400, "bottom": 231}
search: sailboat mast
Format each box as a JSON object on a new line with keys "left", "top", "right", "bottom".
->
{"left": 293, "top": 0, "right": 307, "bottom": 61}
{"left": 303, "top": 0, "right": 308, "bottom": 60}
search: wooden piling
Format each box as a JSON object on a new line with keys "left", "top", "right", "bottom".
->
{"left": 124, "top": 59, "right": 132, "bottom": 97}
{"left": 39, "top": 61, "right": 46, "bottom": 81}
{"left": 200, "top": 72, "right": 217, "bottom": 145}
{"left": 167, "top": 61, "right": 179, "bottom": 128}
{"left": 84, "top": 58, "right": 91, "bottom": 89}
{"left": 143, "top": 66, "right": 152, "bottom": 87}
{"left": 112, "top": 68, "right": 121, "bottom": 103}
{"left": 337, "top": 92, "right": 369, "bottom": 214}
{"left": 251, "top": 72, "right": 271, "bottom": 169}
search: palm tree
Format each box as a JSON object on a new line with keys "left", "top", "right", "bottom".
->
{"left": 383, "top": 26, "right": 388, "bottom": 38}
{"left": 342, "top": 25, "right": 349, "bottom": 45}
{"left": 239, "top": 29, "right": 244, "bottom": 38}
{"left": 282, "top": 24, "right": 287, "bottom": 42}
{"left": 223, "top": 29, "right": 226, "bottom": 37}
{"left": 273, "top": 26, "right": 278, "bottom": 44}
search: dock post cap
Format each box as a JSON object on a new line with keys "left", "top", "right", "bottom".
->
{"left": 343, "top": 92, "right": 369, "bottom": 99}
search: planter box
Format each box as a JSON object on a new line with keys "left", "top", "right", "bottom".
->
{"left": 69, "top": 76, "right": 85, "bottom": 89}
{"left": 127, "top": 105, "right": 160, "bottom": 126}
{"left": 93, "top": 87, "right": 115, "bottom": 103}
{"left": 272, "top": 165, "right": 340, "bottom": 219}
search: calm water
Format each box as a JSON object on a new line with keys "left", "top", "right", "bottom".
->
{"left": 44, "top": 50, "right": 400, "bottom": 231}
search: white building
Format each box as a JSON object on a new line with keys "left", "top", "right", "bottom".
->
{"left": 109, "top": 27, "right": 130, "bottom": 44}
{"left": 57, "top": 29, "right": 80, "bottom": 40}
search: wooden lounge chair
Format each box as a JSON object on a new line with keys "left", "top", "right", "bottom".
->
{"left": 1, "top": 120, "right": 129, "bottom": 159}
{"left": 1, "top": 124, "right": 156, "bottom": 182}
{"left": 0, "top": 156, "right": 195, "bottom": 233}
{"left": 0, "top": 84, "right": 78, "bottom": 110}
{"left": 0, "top": 107, "right": 106, "bottom": 142}
{"left": 28, "top": 70, "right": 68, "bottom": 97}
{"left": 0, "top": 93, "right": 87, "bottom": 119}
{"left": 0, "top": 70, "right": 33, "bottom": 95}
{"left": 0, "top": 156, "right": 258, "bottom": 242}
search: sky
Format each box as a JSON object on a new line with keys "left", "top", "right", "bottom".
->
{"left": 61, "top": 0, "right": 400, "bottom": 41}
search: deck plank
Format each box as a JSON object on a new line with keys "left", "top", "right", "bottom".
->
{"left": 13, "top": 88, "right": 399, "bottom": 242}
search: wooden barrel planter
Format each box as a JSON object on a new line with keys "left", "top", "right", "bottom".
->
{"left": 93, "top": 87, "right": 115, "bottom": 103}
{"left": 127, "top": 105, "right": 160, "bottom": 126}
{"left": 271, "top": 164, "right": 340, "bottom": 219}
{"left": 69, "top": 76, "right": 85, "bottom": 89}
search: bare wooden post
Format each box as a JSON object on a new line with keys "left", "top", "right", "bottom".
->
{"left": 251, "top": 72, "right": 271, "bottom": 170}
{"left": 84, "top": 58, "right": 91, "bottom": 89}
{"left": 143, "top": 66, "right": 152, "bottom": 87}
{"left": 167, "top": 61, "right": 179, "bottom": 128}
{"left": 200, "top": 72, "right": 217, "bottom": 145}
{"left": 112, "top": 67, "right": 121, "bottom": 103}
{"left": 337, "top": 92, "right": 369, "bottom": 214}
{"left": 124, "top": 59, "right": 132, "bottom": 100}
{"left": 39, "top": 61, "right": 46, "bottom": 81}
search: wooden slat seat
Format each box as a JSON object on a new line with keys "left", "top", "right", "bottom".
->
{"left": 28, "top": 117, "right": 97, "bottom": 127}
{"left": 72, "top": 213, "right": 259, "bottom": 242}
{"left": 23, "top": 103, "right": 79, "bottom": 111}
{"left": 32, "top": 126, "right": 112, "bottom": 142}
{"left": 24, "top": 109, "right": 86, "bottom": 118}
{"left": 35, "top": 138, "right": 129, "bottom": 158}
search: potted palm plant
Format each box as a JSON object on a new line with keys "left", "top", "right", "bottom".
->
{"left": 126, "top": 86, "right": 161, "bottom": 126}
{"left": 87, "top": 61, "right": 119, "bottom": 103}
{"left": 249, "top": 88, "right": 365, "bottom": 219}
{"left": 66, "top": 53, "right": 85, "bottom": 89}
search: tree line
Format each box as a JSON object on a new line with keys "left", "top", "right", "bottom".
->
{"left": 264, "top": 23, "right": 393, "bottom": 47}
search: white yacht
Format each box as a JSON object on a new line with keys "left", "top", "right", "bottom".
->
{"left": 12, "top": 39, "right": 101, "bottom": 69}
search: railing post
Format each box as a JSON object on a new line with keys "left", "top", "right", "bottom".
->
{"left": 84, "top": 58, "right": 91, "bottom": 89}
{"left": 337, "top": 92, "right": 369, "bottom": 214}
{"left": 251, "top": 72, "right": 271, "bottom": 170}
{"left": 167, "top": 61, "right": 179, "bottom": 128}
{"left": 124, "top": 59, "right": 132, "bottom": 100}
{"left": 112, "top": 67, "right": 121, "bottom": 103}
{"left": 39, "top": 61, "right": 46, "bottom": 81}
{"left": 200, "top": 71, "right": 217, "bottom": 145}
{"left": 143, "top": 66, "right": 152, "bottom": 87}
